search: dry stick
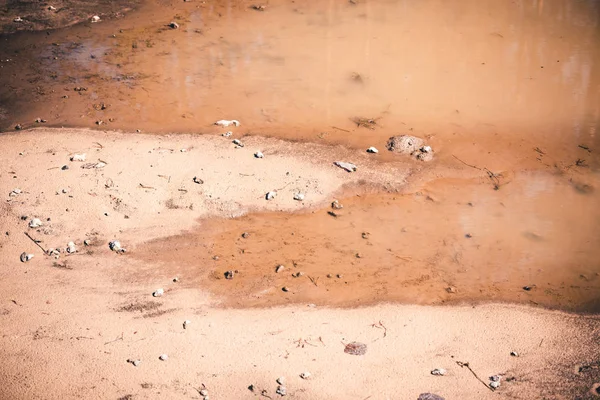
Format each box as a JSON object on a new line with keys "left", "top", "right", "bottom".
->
{"left": 24, "top": 232, "right": 47, "bottom": 253}
{"left": 331, "top": 126, "right": 350, "bottom": 132}
{"left": 308, "top": 275, "right": 319, "bottom": 287}
{"left": 456, "top": 361, "right": 494, "bottom": 392}
{"left": 452, "top": 155, "right": 482, "bottom": 170}
{"left": 104, "top": 332, "right": 124, "bottom": 345}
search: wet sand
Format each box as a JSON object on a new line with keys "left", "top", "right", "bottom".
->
{"left": 1, "top": 0, "right": 600, "bottom": 398}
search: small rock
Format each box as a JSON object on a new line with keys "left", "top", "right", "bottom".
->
{"left": 334, "top": 161, "right": 357, "bottom": 172}
{"left": 327, "top": 274, "right": 333, "bottom": 278}
{"left": 361, "top": 232, "right": 370, "bottom": 239}
{"left": 84, "top": 239, "right": 91, "bottom": 246}
{"left": 251, "top": 4, "right": 266, "bottom": 11}
{"left": 248, "top": 384, "right": 255, "bottom": 392}
{"left": 29, "top": 218, "right": 43, "bottom": 228}
{"left": 490, "top": 375, "right": 501, "bottom": 382}
{"left": 91, "top": 15, "right": 100, "bottom": 23}
{"left": 20, "top": 252, "right": 34, "bottom": 263}
{"left": 275, "top": 265, "right": 285, "bottom": 273}
{"left": 61, "top": 188, "right": 68, "bottom": 194}
{"left": 70, "top": 153, "right": 86, "bottom": 162}
{"left": 355, "top": 252, "right": 362, "bottom": 258}
{"left": 108, "top": 240, "right": 125, "bottom": 252}
{"left": 282, "top": 286, "right": 289, "bottom": 292}
{"left": 490, "top": 381, "right": 500, "bottom": 389}
{"left": 127, "top": 359, "right": 141, "bottom": 367}
{"left": 152, "top": 288, "right": 164, "bottom": 297}
{"left": 431, "top": 368, "right": 447, "bottom": 376}
{"left": 344, "top": 341, "right": 367, "bottom": 355}
{"left": 366, "top": 147, "right": 379, "bottom": 153}
{"left": 523, "top": 285, "right": 535, "bottom": 291}
{"left": 331, "top": 200, "right": 343, "bottom": 209}
{"left": 61, "top": 165, "right": 69, "bottom": 170}
{"left": 48, "top": 6, "right": 57, "bottom": 11}
{"left": 417, "top": 394, "right": 445, "bottom": 400}
{"left": 66, "top": 241, "right": 76, "bottom": 254}
{"left": 13, "top": 17, "right": 23, "bottom": 23}
{"left": 510, "top": 351, "right": 519, "bottom": 357}
{"left": 232, "top": 139, "right": 244, "bottom": 147}
{"left": 254, "top": 151, "right": 264, "bottom": 158}
{"left": 276, "top": 385, "right": 286, "bottom": 396}
{"left": 215, "top": 119, "right": 240, "bottom": 127}
{"left": 159, "top": 354, "right": 168, "bottom": 361}
{"left": 180, "top": 148, "right": 187, "bottom": 152}
{"left": 276, "top": 377, "right": 285, "bottom": 385}
{"left": 35, "top": 118, "right": 47, "bottom": 123}
{"left": 293, "top": 193, "right": 305, "bottom": 201}
{"left": 421, "top": 145, "right": 432, "bottom": 153}
{"left": 292, "top": 272, "right": 304, "bottom": 278}
{"left": 300, "top": 371, "right": 311, "bottom": 379}
{"left": 222, "top": 131, "right": 232, "bottom": 137}
{"left": 445, "top": 286, "right": 457, "bottom": 294}
{"left": 169, "top": 21, "right": 179, "bottom": 29}
{"left": 465, "top": 233, "right": 472, "bottom": 238}
{"left": 224, "top": 270, "right": 234, "bottom": 280}
{"left": 183, "top": 320, "right": 191, "bottom": 329}
{"left": 9, "top": 188, "right": 22, "bottom": 197}
{"left": 241, "top": 232, "right": 249, "bottom": 238}
{"left": 193, "top": 176, "right": 204, "bottom": 184}
{"left": 199, "top": 389, "right": 208, "bottom": 396}
{"left": 173, "top": 277, "right": 179, "bottom": 282}
{"left": 266, "top": 191, "right": 276, "bottom": 200}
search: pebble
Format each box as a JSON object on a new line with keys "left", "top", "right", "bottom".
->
{"left": 276, "top": 377, "right": 285, "bottom": 385}
{"left": 276, "top": 385, "right": 287, "bottom": 396}
{"left": 84, "top": 239, "right": 91, "bottom": 246}
{"left": 70, "top": 153, "right": 86, "bottom": 162}
{"left": 510, "top": 351, "right": 519, "bottom": 357}
{"left": 366, "top": 146, "right": 379, "bottom": 153}
{"left": 445, "top": 286, "right": 457, "bottom": 294}
{"left": 193, "top": 176, "right": 204, "bottom": 184}
{"left": 183, "top": 320, "right": 191, "bottom": 329}
{"left": 232, "top": 139, "right": 244, "bottom": 147}
{"left": 275, "top": 265, "right": 285, "bottom": 273}
{"left": 199, "top": 389, "right": 208, "bottom": 396}
{"left": 282, "top": 286, "right": 290, "bottom": 292}
{"left": 159, "top": 354, "right": 168, "bottom": 361}
{"left": 489, "top": 381, "right": 500, "bottom": 389}
{"left": 331, "top": 200, "right": 343, "bottom": 209}
{"left": 490, "top": 375, "right": 501, "bottom": 382}
{"left": 334, "top": 161, "right": 357, "bottom": 172}
{"left": 169, "top": 21, "right": 179, "bottom": 29}
{"left": 266, "top": 191, "right": 276, "bottom": 200}
{"left": 91, "top": 15, "right": 100, "bottom": 23}
{"left": 293, "top": 193, "right": 305, "bottom": 201}
{"left": 241, "top": 232, "right": 249, "bottom": 238}
{"left": 300, "top": 371, "right": 311, "bottom": 379}
{"left": 421, "top": 145, "right": 432, "bottom": 153}
{"left": 29, "top": 218, "right": 42, "bottom": 228}
{"left": 173, "top": 277, "right": 179, "bottom": 282}
{"left": 152, "top": 288, "right": 164, "bottom": 297}
{"left": 222, "top": 131, "right": 232, "bottom": 137}
{"left": 109, "top": 240, "right": 125, "bottom": 252}
{"left": 9, "top": 188, "right": 22, "bottom": 197}
{"left": 254, "top": 151, "right": 264, "bottom": 158}
{"left": 431, "top": 368, "right": 446, "bottom": 376}
{"left": 127, "top": 359, "right": 141, "bottom": 367}
{"left": 418, "top": 394, "right": 445, "bottom": 400}
{"left": 61, "top": 165, "right": 69, "bottom": 170}
{"left": 66, "top": 241, "right": 76, "bottom": 254}
{"left": 20, "top": 252, "right": 34, "bottom": 263}
{"left": 292, "top": 271, "right": 304, "bottom": 278}
{"left": 224, "top": 270, "right": 234, "bottom": 279}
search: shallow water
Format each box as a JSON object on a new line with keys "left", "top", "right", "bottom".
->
{"left": 1, "top": 0, "right": 599, "bottom": 153}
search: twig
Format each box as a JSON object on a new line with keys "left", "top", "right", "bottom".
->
{"left": 138, "top": 183, "right": 155, "bottom": 190}
{"left": 331, "top": 126, "right": 350, "bottom": 132}
{"left": 24, "top": 232, "right": 47, "bottom": 253}
{"left": 104, "top": 332, "right": 124, "bottom": 345}
{"left": 308, "top": 276, "right": 319, "bottom": 287}
{"left": 371, "top": 320, "right": 388, "bottom": 337}
{"left": 92, "top": 142, "right": 104, "bottom": 149}
{"left": 539, "top": 339, "right": 544, "bottom": 347}
{"left": 452, "top": 155, "right": 482, "bottom": 170}
{"left": 456, "top": 361, "right": 494, "bottom": 391}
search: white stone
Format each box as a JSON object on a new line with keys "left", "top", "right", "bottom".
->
{"left": 29, "top": 218, "right": 42, "bottom": 228}
{"left": 293, "top": 193, "right": 305, "bottom": 201}
{"left": 215, "top": 119, "right": 240, "bottom": 127}
{"left": 232, "top": 139, "right": 244, "bottom": 147}
{"left": 490, "top": 381, "right": 500, "bottom": 389}
{"left": 431, "top": 368, "right": 446, "bottom": 376}
{"left": 266, "top": 191, "right": 276, "bottom": 200}
{"left": 70, "top": 153, "right": 86, "bottom": 161}
{"left": 152, "top": 288, "right": 164, "bottom": 297}
{"left": 300, "top": 371, "right": 311, "bottom": 379}
{"left": 222, "top": 131, "right": 232, "bottom": 137}
{"left": 254, "top": 151, "right": 264, "bottom": 158}
{"left": 91, "top": 15, "right": 100, "bottom": 23}
{"left": 183, "top": 320, "right": 191, "bottom": 329}
{"left": 366, "top": 147, "right": 379, "bottom": 153}
{"left": 276, "top": 377, "right": 285, "bottom": 385}
{"left": 334, "top": 161, "right": 357, "bottom": 172}
{"left": 66, "top": 241, "right": 76, "bottom": 254}
{"left": 199, "top": 389, "right": 208, "bottom": 396}
{"left": 159, "top": 354, "right": 168, "bottom": 361}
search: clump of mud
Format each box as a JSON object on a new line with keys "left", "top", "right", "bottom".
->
{"left": 386, "top": 135, "right": 434, "bottom": 161}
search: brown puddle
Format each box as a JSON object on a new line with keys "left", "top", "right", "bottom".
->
{"left": 136, "top": 170, "right": 600, "bottom": 312}
{"left": 1, "top": 0, "right": 599, "bottom": 156}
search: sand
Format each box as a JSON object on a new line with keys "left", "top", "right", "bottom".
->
{"left": 1, "top": 128, "right": 599, "bottom": 399}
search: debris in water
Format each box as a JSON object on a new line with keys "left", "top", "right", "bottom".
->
{"left": 20, "top": 252, "right": 34, "bottom": 263}
{"left": 293, "top": 193, "right": 305, "bottom": 201}
{"left": 215, "top": 120, "right": 240, "bottom": 127}
{"left": 334, "top": 161, "right": 357, "bottom": 172}
{"left": 70, "top": 154, "right": 86, "bottom": 162}
{"left": 29, "top": 218, "right": 42, "bottom": 228}
{"left": 431, "top": 368, "right": 447, "bottom": 376}
{"left": 366, "top": 147, "right": 379, "bottom": 153}
{"left": 152, "top": 288, "right": 164, "bottom": 297}
{"left": 344, "top": 341, "right": 367, "bottom": 355}
{"left": 266, "top": 191, "right": 276, "bottom": 200}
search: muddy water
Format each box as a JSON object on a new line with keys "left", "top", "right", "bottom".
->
{"left": 135, "top": 169, "right": 600, "bottom": 312}
{"left": 2, "top": 0, "right": 600, "bottom": 310}
{"left": 1, "top": 0, "right": 599, "bottom": 156}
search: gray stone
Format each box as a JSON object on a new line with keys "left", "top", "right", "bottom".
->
{"left": 417, "top": 394, "right": 445, "bottom": 400}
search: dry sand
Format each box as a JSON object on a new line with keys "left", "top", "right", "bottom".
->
{"left": 1, "top": 128, "right": 599, "bottom": 399}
